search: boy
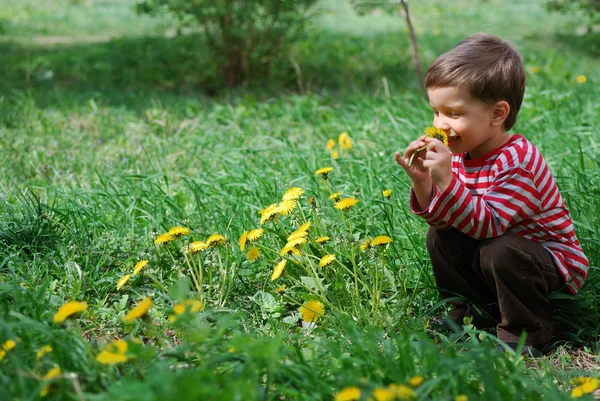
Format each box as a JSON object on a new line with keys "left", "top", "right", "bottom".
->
{"left": 395, "top": 33, "right": 588, "bottom": 354}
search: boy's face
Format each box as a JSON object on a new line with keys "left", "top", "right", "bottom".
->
{"left": 427, "top": 85, "right": 509, "bottom": 159}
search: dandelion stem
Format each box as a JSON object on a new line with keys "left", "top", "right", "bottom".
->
{"left": 407, "top": 144, "right": 427, "bottom": 167}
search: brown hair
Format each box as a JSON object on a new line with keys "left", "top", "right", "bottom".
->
{"left": 425, "top": 33, "right": 526, "bottom": 130}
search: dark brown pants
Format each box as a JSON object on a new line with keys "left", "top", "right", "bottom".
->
{"left": 426, "top": 227, "right": 564, "bottom": 345}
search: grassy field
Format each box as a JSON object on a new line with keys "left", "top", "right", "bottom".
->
{"left": 1, "top": 0, "right": 599, "bottom": 400}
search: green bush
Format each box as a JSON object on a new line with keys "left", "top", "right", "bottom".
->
{"left": 546, "top": 0, "right": 600, "bottom": 30}
{"left": 136, "top": 0, "right": 319, "bottom": 88}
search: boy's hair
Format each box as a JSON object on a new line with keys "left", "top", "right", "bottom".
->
{"left": 425, "top": 33, "right": 525, "bottom": 131}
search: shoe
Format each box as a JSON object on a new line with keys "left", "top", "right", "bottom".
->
{"left": 499, "top": 342, "right": 544, "bottom": 358}
{"left": 430, "top": 315, "right": 463, "bottom": 334}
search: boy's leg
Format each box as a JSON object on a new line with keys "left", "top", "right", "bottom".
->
{"left": 476, "top": 234, "right": 564, "bottom": 345}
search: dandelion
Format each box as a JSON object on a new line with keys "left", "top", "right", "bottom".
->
{"left": 335, "top": 198, "right": 359, "bottom": 210}
{"left": 280, "top": 237, "right": 307, "bottom": 256}
{"left": 0, "top": 339, "right": 16, "bottom": 361}
{"left": 124, "top": 297, "right": 152, "bottom": 322}
{"left": 133, "top": 260, "right": 149, "bottom": 275}
{"left": 260, "top": 203, "right": 280, "bottom": 225}
{"left": 372, "top": 387, "right": 395, "bottom": 401}
{"left": 169, "top": 299, "right": 203, "bottom": 323}
{"left": 53, "top": 301, "right": 88, "bottom": 323}
{"left": 388, "top": 383, "right": 416, "bottom": 400}
{"left": 271, "top": 260, "right": 287, "bottom": 281}
{"left": 331, "top": 150, "right": 339, "bottom": 159}
{"left": 96, "top": 340, "right": 129, "bottom": 365}
{"left": 316, "top": 236, "right": 330, "bottom": 244}
{"left": 308, "top": 196, "right": 316, "bottom": 205}
{"left": 570, "top": 377, "right": 599, "bottom": 398}
{"left": 167, "top": 226, "right": 191, "bottom": 237}
{"left": 408, "top": 126, "right": 449, "bottom": 167}
{"left": 530, "top": 66, "right": 540, "bottom": 73}
{"left": 334, "top": 386, "right": 360, "bottom": 401}
{"left": 326, "top": 139, "right": 336, "bottom": 151}
{"left": 288, "top": 230, "right": 308, "bottom": 241}
{"left": 408, "top": 376, "right": 424, "bottom": 387}
{"left": 382, "top": 189, "right": 392, "bottom": 199}
{"left": 319, "top": 254, "right": 336, "bottom": 267}
{"left": 338, "top": 132, "right": 352, "bottom": 150}
{"left": 278, "top": 199, "right": 297, "bottom": 216}
{"left": 247, "top": 247, "right": 261, "bottom": 262}
{"left": 206, "top": 234, "right": 226, "bottom": 247}
{"left": 371, "top": 235, "right": 393, "bottom": 246}
{"left": 40, "top": 366, "right": 61, "bottom": 397}
{"left": 360, "top": 238, "right": 371, "bottom": 252}
{"left": 576, "top": 75, "right": 587, "bottom": 84}
{"left": 188, "top": 241, "right": 208, "bottom": 253}
{"left": 297, "top": 222, "right": 311, "bottom": 232}
{"left": 154, "top": 233, "right": 175, "bottom": 245}
{"left": 239, "top": 231, "right": 248, "bottom": 251}
{"left": 247, "top": 228, "right": 264, "bottom": 241}
{"left": 455, "top": 396, "right": 468, "bottom": 401}
{"left": 36, "top": 345, "right": 53, "bottom": 360}
{"left": 299, "top": 299, "right": 325, "bottom": 323}
{"left": 116, "top": 274, "right": 131, "bottom": 290}
{"left": 329, "top": 192, "right": 342, "bottom": 202}
{"left": 315, "top": 166, "right": 333, "bottom": 176}
{"left": 274, "top": 284, "right": 287, "bottom": 293}
{"left": 282, "top": 187, "right": 304, "bottom": 201}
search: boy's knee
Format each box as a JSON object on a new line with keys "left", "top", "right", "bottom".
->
{"left": 478, "top": 236, "right": 519, "bottom": 276}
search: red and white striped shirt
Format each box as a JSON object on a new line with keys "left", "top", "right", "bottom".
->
{"left": 411, "top": 134, "right": 588, "bottom": 294}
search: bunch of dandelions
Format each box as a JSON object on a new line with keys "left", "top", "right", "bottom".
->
{"left": 326, "top": 132, "right": 353, "bottom": 159}
{"left": 407, "top": 127, "right": 449, "bottom": 167}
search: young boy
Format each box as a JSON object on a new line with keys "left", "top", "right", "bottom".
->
{"left": 395, "top": 33, "right": 588, "bottom": 354}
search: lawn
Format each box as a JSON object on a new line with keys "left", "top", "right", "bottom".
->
{"left": 1, "top": 0, "right": 599, "bottom": 400}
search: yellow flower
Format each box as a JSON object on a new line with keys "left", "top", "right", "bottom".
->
{"left": 423, "top": 126, "right": 448, "bottom": 146}
{"left": 116, "top": 274, "right": 131, "bottom": 290}
{"left": 247, "top": 228, "right": 264, "bottom": 241}
{"left": 206, "top": 233, "right": 226, "bottom": 247}
{"left": 315, "top": 166, "right": 333, "bottom": 176}
{"left": 326, "top": 139, "right": 336, "bottom": 151}
{"left": 530, "top": 66, "right": 540, "bottom": 73}
{"left": 360, "top": 237, "right": 371, "bottom": 251}
{"left": 570, "top": 377, "right": 599, "bottom": 397}
{"left": 36, "top": 345, "right": 53, "bottom": 360}
{"left": 278, "top": 199, "right": 297, "bottom": 216}
{"left": 169, "top": 299, "right": 203, "bottom": 323}
{"left": 372, "top": 387, "right": 395, "bottom": 401}
{"left": 280, "top": 243, "right": 301, "bottom": 256}
{"left": 338, "top": 132, "right": 352, "bottom": 150}
{"left": 187, "top": 241, "right": 208, "bottom": 253}
{"left": 331, "top": 150, "right": 339, "bottom": 159}
{"left": 319, "top": 254, "right": 336, "bottom": 267}
{"left": 53, "top": 301, "right": 88, "bottom": 323}
{"left": 40, "top": 366, "right": 61, "bottom": 397}
{"left": 154, "top": 233, "right": 175, "bottom": 245}
{"left": 124, "top": 297, "right": 152, "bottom": 322}
{"left": 388, "top": 383, "right": 416, "bottom": 400}
{"left": 274, "top": 284, "right": 287, "bottom": 293}
{"left": 96, "top": 340, "right": 129, "bottom": 365}
{"left": 299, "top": 299, "right": 325, "bottom": 323}
{"left": 329, "top": 192, "right": 342, "bottom": 202}
{"left": 247, "top": 247, "right": 260, "bottom": 262}
{"left": 316, "top": 236, "right": 330, "bottom": 244}
{"left": 335, "top": 386, "right": 360, "bottom": 401}
{"left": 282, "top": 187, "right": 304, "bottom": 201}
{"left": 576, "top": 75, "right": 587, "bottom": 84}
{"left": 455, "top": 396, "right": 468, "bottom": 401}
{"left": 335, "top": 198, "right": 359, "bottom": 210}
{"left": 288, "top": 230, "right": 309, "bottom": 241}
{"left": 297, "top": 222, "right": 311, "bottom": 232}
{"left": 2, "top": 339, "right": 16, "bottom": 351}
{"left": 382, "top": 189, "right": 392, "bottom": 199}
{"left": 370, "top": 235, "right": 393, "bottom": 246}
{"left": 432, "top": 28, "right": 440, "bottom": 36}
{"left": 408, "top": 376, "right": 424, "bottom": 387}
{"left": 239, "top": 231, "right": 248, "bottom": 251}
{"left": 271, "top": 260, "right": 287, "bottom": 281}
{"left": 133, "top": 260, "right": 149, "bottom": 275}
{"left": 260, "top": 203, "right": 281, "bottom": 225}
{"left": 167, "top": 226, "right": 191, "bottom": 237}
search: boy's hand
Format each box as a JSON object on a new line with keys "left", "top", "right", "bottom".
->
{"left": 421, "top": 137, "right": 453, "bottom": 192}
{"left": 395, "top": 136, "right": 431, "bottom": 184}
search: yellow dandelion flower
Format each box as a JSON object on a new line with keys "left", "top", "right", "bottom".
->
{"left": 316, "top": 236, "right": 330, "bottom": 244}
{"left": 133, "top": 260, "right": 149, "bottom": 275}
{"left": 329, "top": 192, "right": 342, "bottom": 202}
{"left": 530, "top": 66, "right": 540, "bottom": 73}
{"left": 187, "top": 241, "right": 208, "bottom": 253}
{"left": 239, "top": 231, "right": 248, "bottom": 251}
{"left": 388, "top": 383, "right": 415, "bottom": 400}
{"left": 288, "top": 230, "right": 309, "bottom": 241}
{"left": 40, "top": 366, "right": 61, "bottom": 397}
{"left": 382, "top": 189, "right": 392, "bottom": 199}
{"left": 331, "top": 150, "right": 339, "bottom": 159}
{"left": 455, "top": 396, "right": 468, "bottom": 401}
{"left": 319, "top": 254, "right": 336, "bottom": 267}
{"left": 326, "top": 139, "right": 336, "bottom": 151}
{"left": 274, "top": 284, "right": 287, "bottom": 293}
{"left": 570, "top": 377, "right": 599, "bottom": 397}
{"left": 260, "top": 203, "right": 281, "bottom": 225}
{"left": 408, "top": 376, "right": 424, "bottom": 388}
{"left": 96, "top": 340, "right": 129, "bottom": 365}
{"left": 206, "top": 233, "right": 226, "bottom": 247}
{"left": 116, "top": 274, "right": 131, "bottom": 290}
{"left": 335, "top": 198, "right": 359, "bottom": 210}
{"left": 247, "top": 228, "right": 264, "bottom": 241}
{"left": 124, "top": 297, "right": 152, "bottom": 322}
{"left": 571, "top": 387, "right": 584, "bottom": 398}
{"left": 282, "top": 187, "right": 304, "bottom": 201}
{"left": 154, "top": 233, "right": 175, "bottom": 245}
{"left": 271, "top": 260, "right": 287, "bottom": 281}
{"left": 315, "top": 166, "right": 333, "bottom": 176}
{"left": 297, "top": 222, "right": 311, "bottom": 232}
{"left": 36, "top": 345, "right": 53, "bottom": 360}
{"left": 308, "top": 196, "right": 316, "bottom": 205}
{"left": 373, "top": 387, "right": 395, "bottom": 401}
{"left": 335, "top": 386, "right": 360, "bottom": 401}
{"left": 299, "top": 299, "right": 325, "bottom": 323}
{"left": 2, "top": 339, "right": 16, "bottom": 351}
{"left": 247, "top": 247, "right": 261, "bottom": 262}
{"left": 360, "top": 237, "right": 371, "bottom": 252}
{"left": 53, "top": 301, "right": 88, "bottom": 323}
{"left": 169, "top": 299, "right": 203, "bottom": 323}
{"left": 370, "top": 235, "right": 393, "bottom": 246}
{"left": 167, "top": 226, "right": 191, "bottom": 237}
{"left": 423, "top": 126, "right": 449, "bottom": 146}
{"left": 338, "top": 132, "right": 352, "bottom": 150}
{"left": 280, "top": 243, "right": 301, "bottom": 256}
{"left": 278, "top": 199, "right": 297, "bottom": 216}
{"left": 576, "top": 75, "right": 587, "bottom": 84}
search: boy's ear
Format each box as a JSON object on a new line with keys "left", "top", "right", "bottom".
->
{"left": 491, "top": 101, "right": 510, "bottom": 127}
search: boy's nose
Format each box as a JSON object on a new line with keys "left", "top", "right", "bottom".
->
{"left": 433, "top": 117, "right": 451, "bottom": 132}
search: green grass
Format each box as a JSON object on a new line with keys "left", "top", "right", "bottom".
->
{"left": 1, "top": 0, "right": 599, "bottom": 400}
